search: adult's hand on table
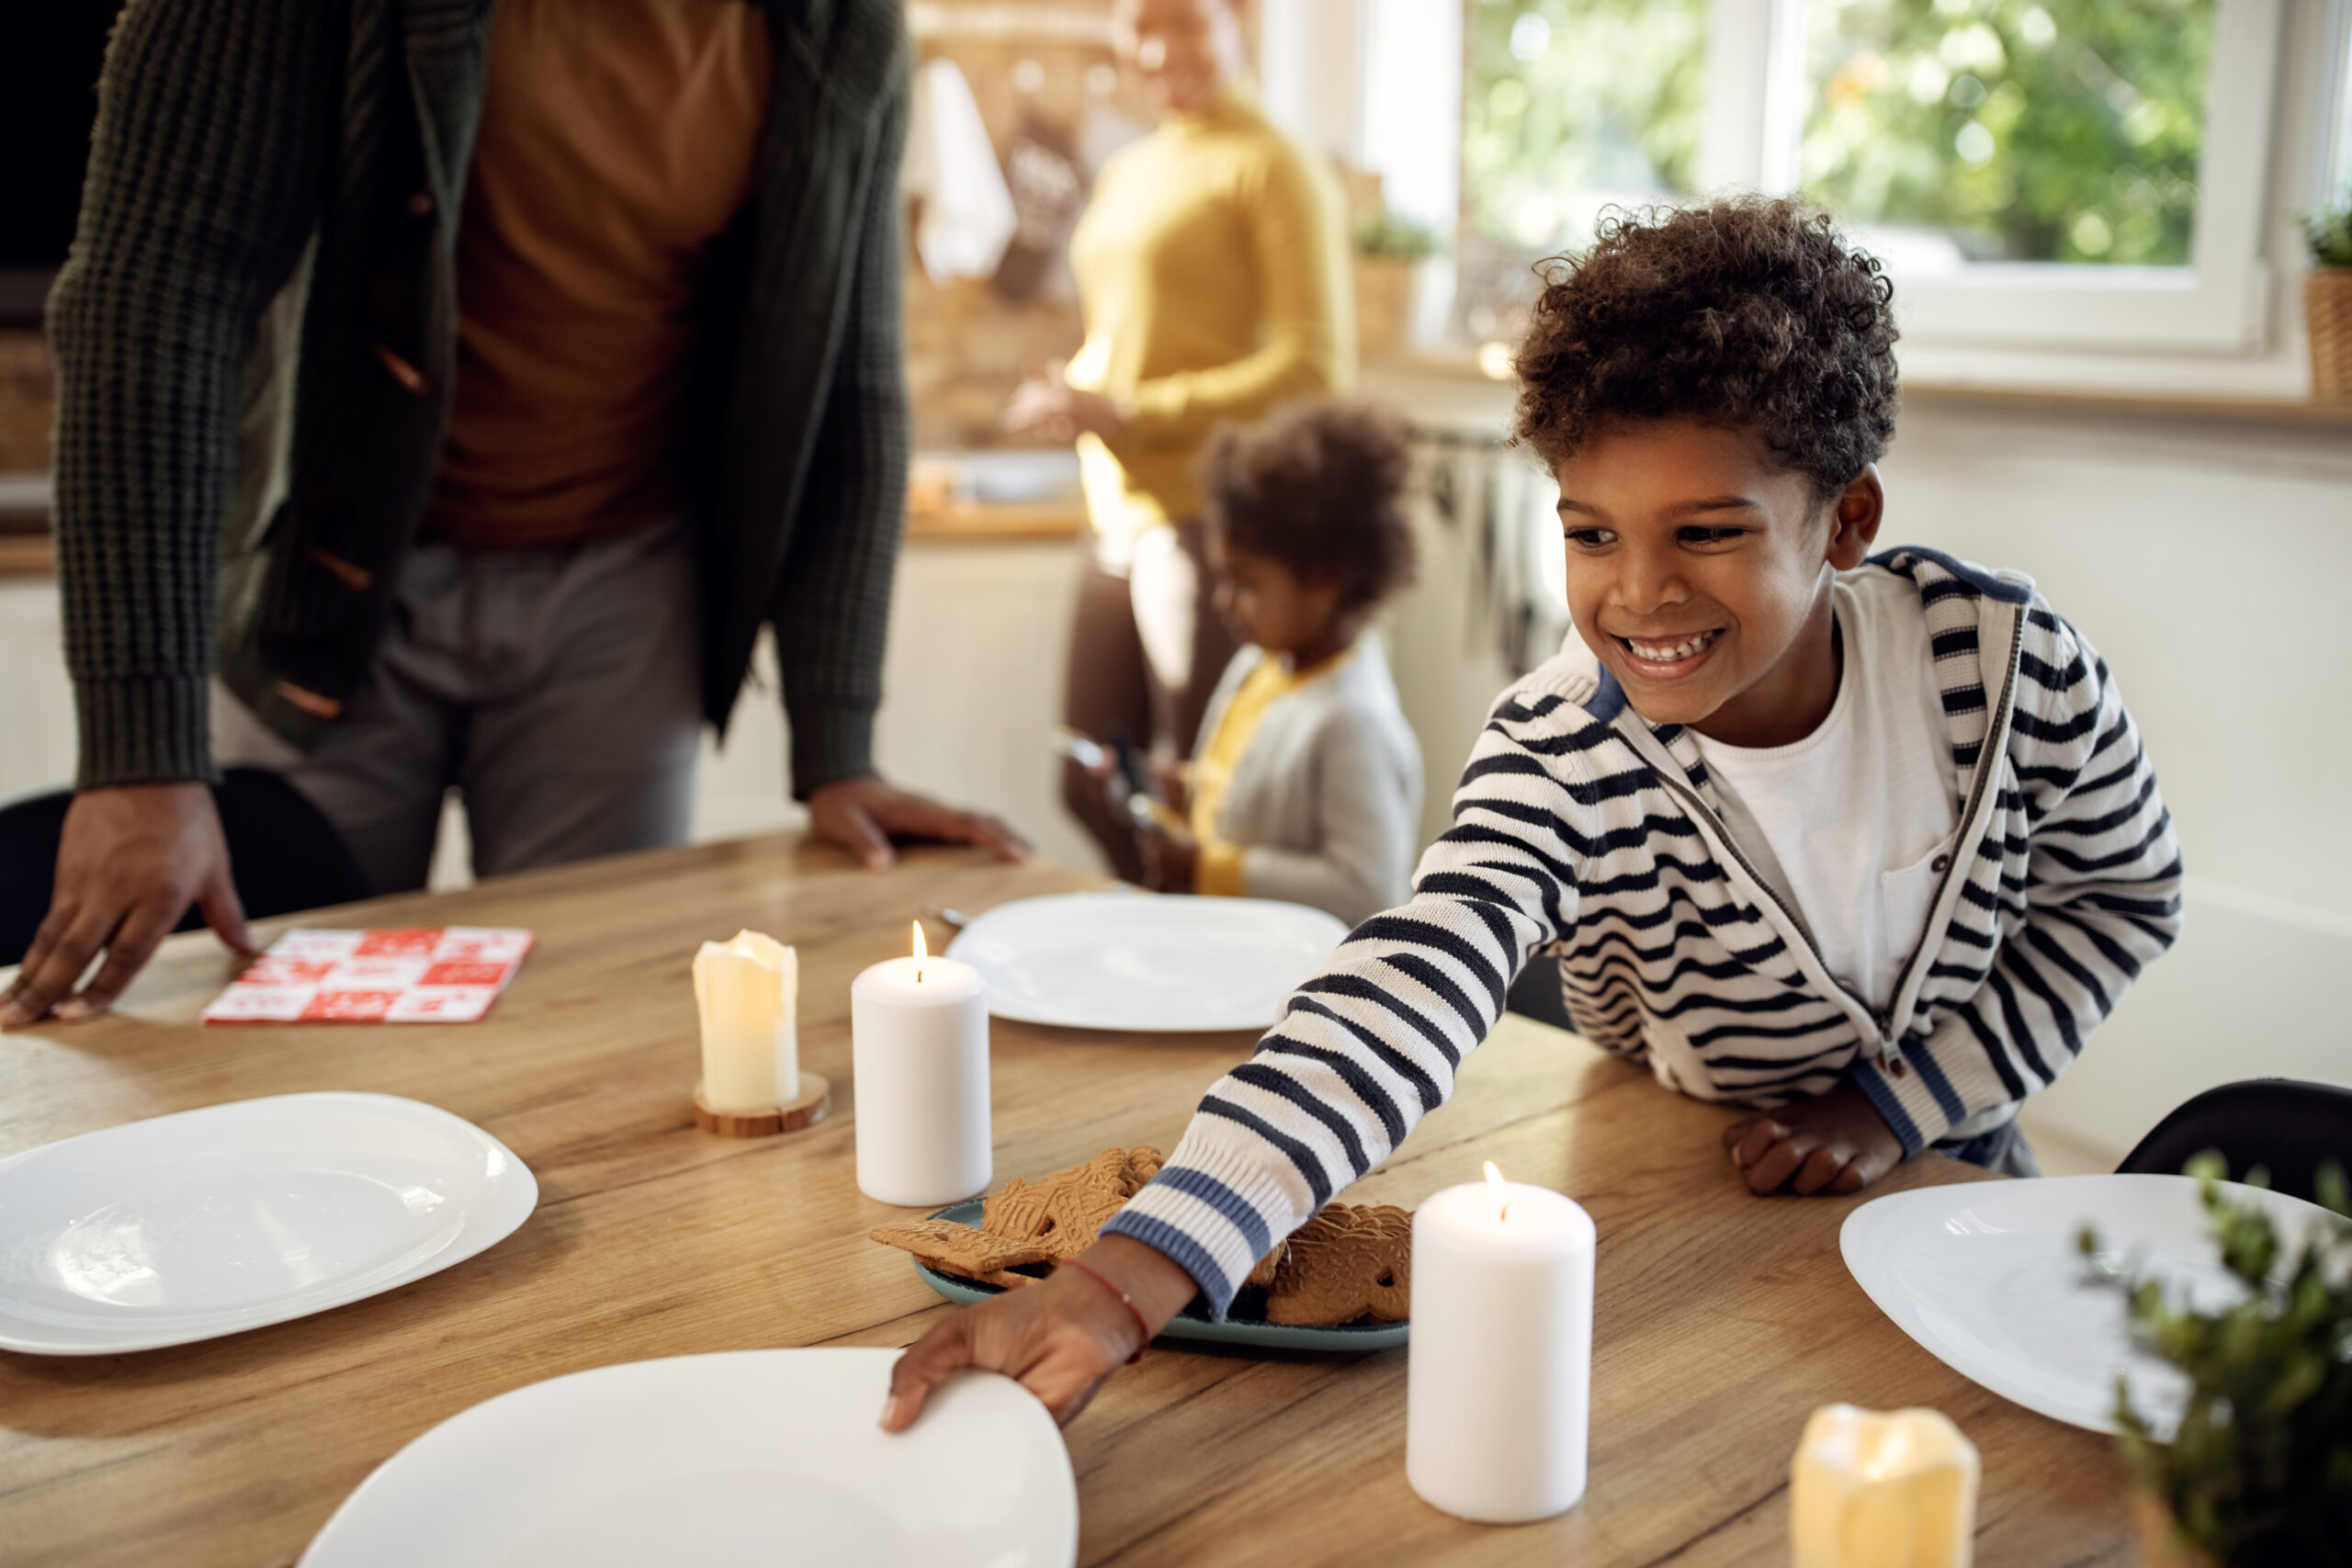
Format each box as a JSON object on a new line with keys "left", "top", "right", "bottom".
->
{"left": 1, "top": 783, "right": 256, "bottom": 1028}
{"left": 1721, "top": 1077, "right": 1903, "bottom": 1196}
{"left": 882, "top": 1235, "right": 1197, "bottom": 1431}
{"left": 807, "top": 775, "right": 1032, "bottom": 872}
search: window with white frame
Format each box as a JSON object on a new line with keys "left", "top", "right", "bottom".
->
{"left": 1455, "top": 0, "right": 2286, "bottom": 353}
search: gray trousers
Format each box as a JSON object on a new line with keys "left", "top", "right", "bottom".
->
{"left": 214, "top": 515, "right": 703, "bottom": 895}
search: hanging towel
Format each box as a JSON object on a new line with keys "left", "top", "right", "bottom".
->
{"left": 901, "top": 57, "right": 1016, "bottom": 283}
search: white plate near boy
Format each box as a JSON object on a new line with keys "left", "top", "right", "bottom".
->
{"left": 298, "top": 1349, "right": 1078, "bottom": 1568}
{"left": 1840, "top": 1173, "right": 2333, "bottom": 1438}
{"left": 947, "top": 890, "right": 1348, "bottom": 1032}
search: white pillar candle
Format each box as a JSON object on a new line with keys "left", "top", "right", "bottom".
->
{"left": 1791, "top": 1404, "right": 1979, "bottom": 1568}
{"left": 851, "top": 923, "right": 991, "bottom": 1206}
{"left": 1406, "top": 1162, "right": 1596, "bottom": 1524}
{"left": 692, "top": 931, "right": 798, "bottom": 1113}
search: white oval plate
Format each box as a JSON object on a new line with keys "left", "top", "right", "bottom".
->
{"left": 299, "top": 1349, "right": 1078, "bottom": 1568}
{"left": 0, "top": 1091, "right": 536, "bottom": 1355}
{"left": 947, "top": 892, "right": 1350, "bottom": 1032}
{"left": 1840, "top": 1174, "right": 2330, "bottom": 1437}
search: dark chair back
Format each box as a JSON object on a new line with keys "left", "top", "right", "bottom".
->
{"left": 1505, "top": 951, "right": 1577, "bottom": 1032}
{"left": 0, "top": 769, "right": 373, "bottom": 966}
{"left": 2116, "top": 1078, "right": 2352, "bottom": 1204}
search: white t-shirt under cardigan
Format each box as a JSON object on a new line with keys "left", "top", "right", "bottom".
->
{"left": 1694, "top": 571, "right": 1960, "bottom": 1016}
{"left": 1100, "top": 549, "right": 2184, "bottom": 1318}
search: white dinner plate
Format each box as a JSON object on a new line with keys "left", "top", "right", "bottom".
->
{"left": 0, "top": 1091, "right": 537, "bottom": 1355}
{"left": 299, "top": 1349, "right": 1079, "bottom": 1568}
{"left": 1840, "top": 1174, "right": 2331, "bottom": 1437}
{"left": 946, "top": 892, "right": 1350, "bottom": 1032}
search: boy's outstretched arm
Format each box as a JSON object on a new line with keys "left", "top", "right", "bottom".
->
{"left": 882, "top": 705, "right": 1587, "bottom": 1429}
{"left": 1849, "top": 609, "right": 2185, "bottom": 1168}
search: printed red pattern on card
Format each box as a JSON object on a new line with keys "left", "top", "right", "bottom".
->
{"left": 300, "top": 990, "right": 401, "bottom": 1021}
{"left": 202, "top": 928, "right": 535, "bottom": 1025}
{"left": 418, "top": 960, "right": 506, "bottom": 987}
{"left": 239, "top": 957, "right": 337, "bottom": 987}
{"left": 354, "top": 929, "right": 444, "bottom": 957}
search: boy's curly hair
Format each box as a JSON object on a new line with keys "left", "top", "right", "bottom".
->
{"left": 1513, "top": 197, "right": 1898, "bottom": 495}
{"left": 1202, "top": 401, "right": 1417, "bottom": 611}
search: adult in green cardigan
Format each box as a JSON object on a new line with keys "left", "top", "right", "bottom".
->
{"left": 1, "top": 0, "right": 1027, "bottom": 1029}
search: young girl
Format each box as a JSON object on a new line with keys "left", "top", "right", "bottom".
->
{"left": 1133, "top": 402, "right": 1422, "bottom": 927}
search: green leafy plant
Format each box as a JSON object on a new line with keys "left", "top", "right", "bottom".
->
{"left": 2079, "top": 1154, "right": 2352, "bottom": 1567}
{"left": 1353, "top": 211, "right": 1445, "bottom": 263}
{"left": 2305, "top": 189, "right": 2352, "bottom": 268}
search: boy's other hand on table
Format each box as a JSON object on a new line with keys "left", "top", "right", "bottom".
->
{"left": 881, "top": 1235, "right": 1197, "bottom": 1431}
{"left": 1721, "top": 1077, "right": 1903, "bottom": 1196}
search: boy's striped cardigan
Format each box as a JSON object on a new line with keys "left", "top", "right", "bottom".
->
{"left": 1103, "top": 547, "right": 2185, "bottom": 1317}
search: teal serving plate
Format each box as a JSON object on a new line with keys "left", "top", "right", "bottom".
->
{"left": 912, "top": 1201, "right": 1410, "bottom": 1352}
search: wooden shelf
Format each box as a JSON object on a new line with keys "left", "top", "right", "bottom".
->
{"left": 0, "top": 532, "right": 52, "bottom": 579}
{"left": 905, "top": 497, "right": 1088, "bottom": 544}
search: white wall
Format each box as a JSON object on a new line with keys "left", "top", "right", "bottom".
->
{"left": 0, "top": 580, "right": 74, "bottom": 803}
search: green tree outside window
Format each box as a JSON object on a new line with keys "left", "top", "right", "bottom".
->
{"left": 1803, "top": 0, "right": 2214, "bottom": 266}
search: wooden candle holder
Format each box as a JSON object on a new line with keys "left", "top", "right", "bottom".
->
{"left": 692, "top": 1072, "right": 831, "bottom": 1138}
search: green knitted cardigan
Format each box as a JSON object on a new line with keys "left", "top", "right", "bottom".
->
{"left": 47, "top": 0, "right": 910, "bottom": 796}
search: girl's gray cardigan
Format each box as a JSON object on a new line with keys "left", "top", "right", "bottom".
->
{"left": 1107, "top": 548, "right": 2185, "bottom": 1316}
{"left": 1192, "top": 639, "right": 1424, "bottom": 927}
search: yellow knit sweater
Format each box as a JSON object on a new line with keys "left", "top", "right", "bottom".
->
{"left": 1066, "top": 90, "right": 1353, "bottom": 536}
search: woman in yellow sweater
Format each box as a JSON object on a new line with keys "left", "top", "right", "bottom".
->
{"left": 1005, "top": 0, "right": 1353, "bottom": 880}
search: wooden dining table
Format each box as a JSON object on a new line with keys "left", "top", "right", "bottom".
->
{"left": 0, "top": 833, "right": 2135, "bottom": 1566}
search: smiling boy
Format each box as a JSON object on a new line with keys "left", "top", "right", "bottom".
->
{"left": 881, "top": 197, "right": 2185, "bottom": 1429}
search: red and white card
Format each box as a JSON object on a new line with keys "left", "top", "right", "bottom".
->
{"left": 200, "top": 927, "right": 536, "bottom": 1025}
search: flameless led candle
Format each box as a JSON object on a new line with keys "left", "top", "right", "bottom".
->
{"left": 692, "top": 931, "right": 797, "bottom": 1113}
{"left": 1791, "top": 1404, "right": 1979, "bottom": 1568}
{"left": 851, "top": 922, "right": 991, "bottom": 1206}
{"left": 1406, "top": 1161, "right": 1596, "bottom": 1523}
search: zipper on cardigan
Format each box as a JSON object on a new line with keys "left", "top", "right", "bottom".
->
{"left": 1871, "top": 604, "right": 2029, "bottom": 1055}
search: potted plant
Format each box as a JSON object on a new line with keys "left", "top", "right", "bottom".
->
{"left": 1352, "top": 210, "right": 1444, "bottom": 362}
{"left": 2080, "top": 1156, "right": 2352, "bottom": 1568}
{"left": 2304, "top": 188, "right": 2352, "bottom": 400}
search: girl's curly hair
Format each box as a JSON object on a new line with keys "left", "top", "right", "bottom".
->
{"left": 1202, "top": 401, "right": 1418, "bottom": 612}
{"left": 1512, "top": 197, "right": 1898, "bottom": 495}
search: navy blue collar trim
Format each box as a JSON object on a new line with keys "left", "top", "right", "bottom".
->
{"left": 1870, "top": 544, "right": 2031, "bottom": 605}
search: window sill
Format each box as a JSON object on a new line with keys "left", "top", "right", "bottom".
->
{"left": 1360, "top": 348, "right": 2352, "bottom": 430}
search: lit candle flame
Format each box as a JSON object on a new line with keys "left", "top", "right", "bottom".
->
{"left": 912, "top": 919, "right": 927, "bottom": 983}
{"left": 1484, "top": 1159, "right": 1510, "bottom": 1222}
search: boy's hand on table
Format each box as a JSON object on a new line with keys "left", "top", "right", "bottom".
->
{"left": 881, "top": 1235, "right": 1197, "bottom": 1431}
{"left": 808, "top": 775, "right": 1032, "bottom": 871}
{"left": 1, "top": 783, "right": 257, "bottom": 1028}
{"left": 1721, "top": 1077, "right": 1903, "bottom": 1196}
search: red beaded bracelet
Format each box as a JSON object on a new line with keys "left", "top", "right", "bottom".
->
{"left": 1057, "top": 1258, "right": 1151, "bottom": 1364}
